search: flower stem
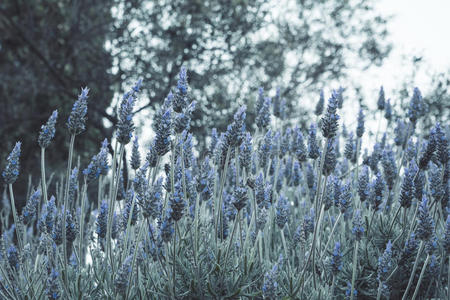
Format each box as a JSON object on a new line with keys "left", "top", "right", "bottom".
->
{"left": 40, "top": 147, "right": 48, "bottom": 205}
{"left": 107, "top": 143, "right": 124, "bottom": 268}
{"left": 447, "top": 256, "right": 450, "bottom": 300}
{"left": 402, "top": 241, "right": 424, "bottom": 300}
{"left": 78, "top": 179, "right": 87, "bottom": 266}
{"left": 350, "top": 240, "right": 359, "bottom": 300}
{"left": 8, "top": 184, "right": 23, "bottom": 250}
{"left": 411, "top": 253, "right": 430, "bottom": 300}
{"left": 319, "top": 212, "right": 342, "bottom": 260}
{"left": 62, "top": 134, "right": 75, "bottom": 284}
{"left": 173, "top": 221, "right": 177, "bottom": 298}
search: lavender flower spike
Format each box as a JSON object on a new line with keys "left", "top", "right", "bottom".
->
{"left": 117, "top": 93, "right": 136, "bottom": 145}
{"left": 321, "top": 91, "right": 340, "bottom": 139}
{"left": 115, "top": 256, "right": 133, "bottom": 297}
{"left": 2, "top": 141, "right": 21, "bottom": 184}
{"left": 377, "top": 240, "right": 392, "bottom": 282}
{"left": 130, "top": 135, "right": 141, "bottom": 170}
{"left": 416, "top": 196, "right": 435, "bottom": 241}
{"left": 67, "top": 87, "right": 89, "bottom": 135}
{"left": 39, "top": 110, "right": 58, "bottom": 148}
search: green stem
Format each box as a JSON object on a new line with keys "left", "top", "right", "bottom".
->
{"left": 125, "top": 219, "right": 146, "bottom": 299}
{"left": 319, "top": 212, "right": 342, "bottom": 260}
{"left": 122, "top": 189, "right": 138, "bottom": 262}
{"left": 312, "top": 175, "right": 328, "bottom": 289}
{"left": 62, "top": 134, "right": 75, "bottom": 284}
{"left": 107, "top": 143, "right": 124, "bottom": 268}
{"left": 406, "top": 201, "right": 420, "bottom": 242}
{"left": 8, "top": 184, "right": 23, "bottom": 252}
{"left": 402, "top": 241, "right": 424, "bottom": 300}
{"left": 447, "top": 256, "right": 450, "bottom": 300}
{"left": 411, "top": 254, "right": 431, "bottom": 300}
{"left": 173, "top": 221, "right": 177, "bottom": 299}
{"left": 387, "top": 206, "right": 402, "bottom": 235}
{"left": 78, "top": 179, "right": 87, "bottom": 266}
{"left": 330, "top": 276, "right": 335, "bottom": 299}
{"left": 98, "top": 175, "right": 102, "bottom": 212}
{"left": 224, "top": 210, "right": 239, "bottom": 264}
{"left": 376, "top": 280, "right": 382, "bottom": 300}
{"left": 216, "top": 147, "right": 231, "bottom": 247}
{"left": 350, "top": 240, "right": 359, "bottom": 300}
{"left": 40, "top": 147, "right": 48, "bottom": 206}
{"left": 280, "top": 228, "right": 292, "bottom": 277}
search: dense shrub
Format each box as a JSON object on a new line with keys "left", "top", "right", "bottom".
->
{"left": 0, "top": 68, "right": 449, "bottom": 299}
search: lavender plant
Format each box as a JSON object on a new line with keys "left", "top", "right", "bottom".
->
{"left": 1, "top": 68, "right": 449, "bottom": 300}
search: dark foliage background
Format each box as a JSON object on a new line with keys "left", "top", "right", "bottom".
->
{"left": 2, "top": 0, "right": 392, "bottom": 202}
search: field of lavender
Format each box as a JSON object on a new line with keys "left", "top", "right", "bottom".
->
{"left": 0, "top": 67, "right": 449, "bottom": 299}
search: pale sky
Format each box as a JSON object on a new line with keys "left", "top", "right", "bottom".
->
{"left": 355, "top": 0, "right": 450, "bottom": 102}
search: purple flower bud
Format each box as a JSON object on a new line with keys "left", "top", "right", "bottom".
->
{"left": 67, "top": 87, "right": 88, "bottom": 135}
{"left": 2, "top": 141, "right": 21, "bottom": 184}
{"left": 377, "top": 86, "right": 385, "bottom": 110}
{"left": 39, "top": 110, "right": 58, "bottom": 148}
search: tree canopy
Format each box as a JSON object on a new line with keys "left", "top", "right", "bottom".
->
{"left": 1, "top": 0, "right": 392, "bottom": 198}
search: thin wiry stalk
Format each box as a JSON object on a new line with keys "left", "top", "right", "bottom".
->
{"left": 447, "top": 256, "right": 450, "bottom": 300}
{"left": 78, "top": 178, "right": 87, "bottom": 266}
{"left": 8, "top": 184, "right": 23, "bottom": 251}
{"left": 312, "top": 175, "right": 328, "bottom": 289}
{"left": 106, "top": 139, "right": 118, "bottom": 261}
{"left": 216, "top": 147, "right": 231, "bottom": 249}
{"left": 319, "top": 212, "right": 342, "bottom": 260}
{"left": 173, "top": 221, "right": 177, "bottom": 298}
{"left": 62, "top": 133, "right": 75, "bottom": 285}
{"left": 40, "top": 147, "right": 48, "bottom": 204}
{"left": 224, "top": 209, "right": 239, "bottom": 264}
{"left": 108, "top": 143, "right": 124, "bottom": 268}
{"left": 402, "top": 241, "right": 425, "bottom": 300}
{"left": 411, "top": 253, "right": 430, "bottom": 300}
{"left": 350, "top": 240, "right": 358, "bottom": 300}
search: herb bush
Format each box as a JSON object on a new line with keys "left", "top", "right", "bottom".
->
{"left": 0, "top": 68, "right": 449, "bottom": 299}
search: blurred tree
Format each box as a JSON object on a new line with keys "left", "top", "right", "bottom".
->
{"left": 0, "top": 0, "right": 125, "bottom": 202}
{"left": 0, "top": 0, "right": 392, "bottom": 202}
{"left": 113, "top": 0, "right": 392, "bottom": 151}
